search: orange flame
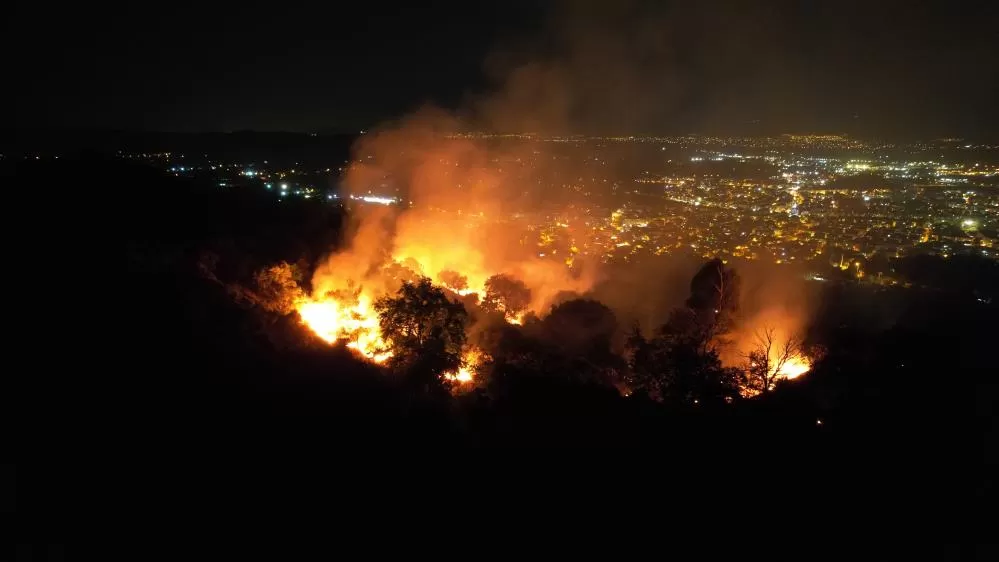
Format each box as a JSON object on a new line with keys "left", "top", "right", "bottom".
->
{"left": 296, "top": 294, "right": 391, "bottom": 362}
{"left": 446, "top": 348, "right": 482, "bottom": 384}
{"left": 292, "top": 117, "right": 603, "bottom": 359}
{"left": 298, "top": 280, "right": 485, "bottom": 385}
{"left": 295, "top": 254, "right": 510, "bottom": 370}
{"left": 776, "top": 355, "right": 810, "bottom": 380}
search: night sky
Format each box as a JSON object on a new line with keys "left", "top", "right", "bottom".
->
{"left": 5, "top": 0, "right": 997, "bottom": 139}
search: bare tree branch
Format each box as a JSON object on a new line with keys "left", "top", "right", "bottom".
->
{"left": 742, "top": 325, "right": 803, "bottom": 395}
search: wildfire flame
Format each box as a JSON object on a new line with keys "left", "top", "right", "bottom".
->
{"left": 293, "top": 255, "right": 503, "bottom": 371}
{"left": 262, "top": 116, "right": 817, "bottom": 401}
{"left": 296, "top": 294, "right": 392, "bottom": 363}
{"left": 776, "top": 355, "right": 811, "bottom": 380}
{"left": 446, "top": 349, "right": 482, "bottom": 384}
{"left": 294, "top": 234, "right": 539, "bottom": 366}
{"left": 286, "top": 119, "right": 600, "bottom": 365}
{"left": 295, "top": 273, "right": 483, "bottom": 386}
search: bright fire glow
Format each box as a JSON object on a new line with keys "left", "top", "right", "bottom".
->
{"left": 294, "top": 251, "right": 505, "bottom": 369}
{"left": 296, "top": 295, "right": 392, "bottom": 363}
{"left": 446, "top": 349, "right": 482, "bottom": 384}
{"left": 294, "top": 261, "right": 489, "bottom": 386}
{"left": 776, "top": 355, "right": 811, "bottom": 379}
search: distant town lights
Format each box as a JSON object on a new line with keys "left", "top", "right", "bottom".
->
{"left": 350, "top": 195, "right": 397, "bottom": 205}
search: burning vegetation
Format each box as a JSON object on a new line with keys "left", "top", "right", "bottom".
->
{"left": 215, "top": 118, "right": 817, "bottom": 400}
{"left": 230, "top": 243, "right": 813, "bottom": 401}
{"left": 217, "top": 5, "right": 820, "bottom": 398}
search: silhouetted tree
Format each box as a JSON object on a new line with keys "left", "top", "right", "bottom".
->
{"left": 625, "top": 326, "right": 739, "bottom": 405}
{"left": 540, "top": 299, "right": 624, "bottom": 385}
{"left": 659, "top": 307, "right": 701, "bottom": 344}
{"left": 482, "top": 321, "right": 622, "bottom": 421}
{"left": 483, "top": 274, "right": 532, "bottom": 317}
{"left": 624, "top": 326, "right": 662, "bottom": 397}
{"left": 742, "top": 326, "right": 802, "bottom": 396}
{"left": 684, "top": 258, "right": 741, "bottom": 350}
{"left": 375, "top": 277, "right": 468, "bottom": 395}
{"left": 542, "top": 299, "right": 618, "bottom": 355}
{"left": 687, "top": 259, "right": 739, "bottom": 312}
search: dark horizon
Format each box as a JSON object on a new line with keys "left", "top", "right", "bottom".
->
{"left": 4, "top": 0, "right": 998, "bottom": 141}
{"left": 3, "top": 126, "right": 998, "bottom": 145}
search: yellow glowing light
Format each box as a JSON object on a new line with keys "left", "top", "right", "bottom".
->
{"left": 450, "top": 366, "right": 474, "bottom": 383}
{"left": 445, "top": 349, "right": 482, "bottom": 384}
{"left": 297, "top": 295, "right": 391, "bottom": 363}
{"left": 777, "top": 356, "right": 811, "bottom": 380}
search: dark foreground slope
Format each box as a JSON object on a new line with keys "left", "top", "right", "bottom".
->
{"left": 6, "top": 156, "right": 996, "bottom": 559}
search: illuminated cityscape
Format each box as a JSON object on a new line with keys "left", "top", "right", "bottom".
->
{"left": 122, "top": 133, "right": 997, "bottom": 287}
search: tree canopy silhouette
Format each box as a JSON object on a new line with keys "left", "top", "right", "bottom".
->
{"left": 374, "top": 277, "right": 468, "bottom": 394}
{"left": 624, "top": 258, "right": 743, "bottom": 404}
{"left": 626, "top": 327, "right": 739, "bottom": 405}
{"left": 483, "top": 274, "right": 532, "bottom": 317}
{"left": 541, "top": 299, "right": 618, "bottom": 356}
{"left": 683, "top": 258, "right": 741, "bottom": 351}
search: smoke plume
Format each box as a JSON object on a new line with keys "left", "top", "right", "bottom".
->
{"left": 309, "top": 1, "right": 818, "bottom": 357}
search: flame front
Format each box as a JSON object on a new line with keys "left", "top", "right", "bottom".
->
{"left": 297, "top": 282, "right": 483, "bottom": 386}
{"left": 446, "top": 349, "right": 482, "bottom": 384}
{"left": 776, "top": 355, "right": 810, "bottom": 380}
{"left": 296, "top": 294, "right": 392, "bottom": 362}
